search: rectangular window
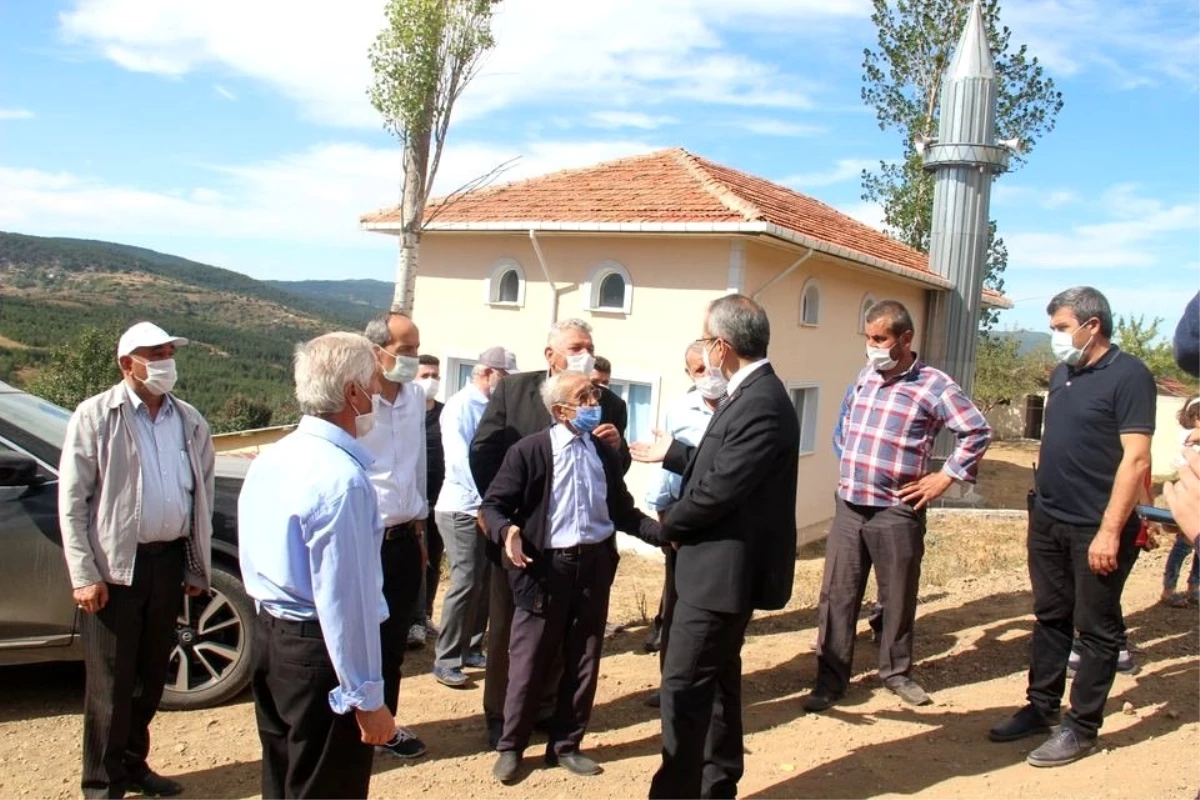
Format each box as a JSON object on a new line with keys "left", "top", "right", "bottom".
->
{"left": 607, "top": 379, "right": 653, "bottom": 443}
{"left": 789, "top": 384, "right": 819, "bottom": 454}
{"left": 446, "top": 358, "right": 478, "bottom": 396}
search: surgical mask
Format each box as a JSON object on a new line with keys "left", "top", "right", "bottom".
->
{"left": 1050, "top": 327, "right": 1094, "bottom": 367}
{"left": 571, "top": 405, "right": 602, "bottom": 434}
{"left": 415, "top": 377, "right": 439, "bottom": 399}
{"left": 381, "top": 352, "right": 420, "bottom": 383}
{"left": 701, "top": 338, "right": 726, "bottom": 381}
{"left": 565, "top": 352, "right": 596, "bottom": 376}
{"left": 866, "top": 344, "right": 898, "bottom": 372}
{"left": 352, "top": 386, "right": 377, "bottom": 438}
{"left": 694, "top": 372, "right": 728, "bottom": 400}
{"left": 133, "top": 357, "right": 178, "bottom": 396}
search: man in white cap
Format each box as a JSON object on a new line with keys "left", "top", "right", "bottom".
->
{"left": 431, "top": 346, "right": 518, "bottom": 688}
{"left": 59, "top": 321, "right": 215, "bottom": 799}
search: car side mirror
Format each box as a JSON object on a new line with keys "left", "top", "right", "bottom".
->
{"left": 0, "top": 452, "right": 42, "bottom": 487}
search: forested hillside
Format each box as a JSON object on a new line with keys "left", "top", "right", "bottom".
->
{"left": 0, "top": 232, "right": 386, "bottom": 429}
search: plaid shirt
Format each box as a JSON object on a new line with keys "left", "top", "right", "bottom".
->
{"left": 834, "top": 358, "right": 991, "bottom": 507}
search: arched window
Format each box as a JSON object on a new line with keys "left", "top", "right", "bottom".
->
{"left": 587, "top": 260, "right": 633, "bottom": 314}
{"left": 486, "top": 259, "right": 525, "bottom": 306}
{"left": 800, "top": 279, "right": 821, "bottom": 326}
{"left": 858, "top": 293, "right": 876, "bottom": 333}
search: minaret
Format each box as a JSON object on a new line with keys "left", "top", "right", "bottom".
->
{"left": 920, "top": 0, "right": 1014, "bottom": 396}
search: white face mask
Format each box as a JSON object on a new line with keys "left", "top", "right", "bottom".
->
{"left": 381, "top": 352, "right": 420, "bottom": 384}
{"left": 351, "top": 386, "right": 377, "bottom": 438}
{"left": 694, "top": 371, "right": 728, "bottom": 401}
{"left": 414, "top": 377, "right": 439, "bottom": 399}
{"left": 565, "top": 352, "right": 596, "bottom": 376}
{"left": 866, "top": 344, "right": 898, "bottom": 372}
{"left": 701, "top": 338, "right": 726, "bottom": 378}
{"left": 133, "top": 357, "right": 178, "bottom": 395}
{"left": 1050, "top": 326, "right": 1094, "bottom": 367}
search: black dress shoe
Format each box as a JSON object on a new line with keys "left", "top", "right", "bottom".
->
{"left": 127, "top": 772, "right": 183, "bottom": 798}
{"left": 546, "top": 750, "right": 601, "bottom": 776}
{"left": 802, "top": 686, "right": 842, "bottom": 713}
{"left": 1026, "top": 726, "right": 1096, "bottom": 767}
{"left": 493, "top": 751, "right": 522, "bottom": 783}
{"left": 988, "top": 704, "right": 1061, "bottom": 743}
{"left": 644, "top": 689, "right": 661, "bottom": 708}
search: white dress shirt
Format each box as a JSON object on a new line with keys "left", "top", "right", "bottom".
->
{"left": 434, "top": 383, "right": 489, "bottom": 515}
{"left": 360, "top": 383, "right": 428, "bottom": 527}
{"left": 546, "top": 423, "right": 615, "bottom": 549}
{"left": 125, "top": 384, "right": 193, "bottom": 543}
{"left": 726, "top": 358, "right": 770, "bottom": 396}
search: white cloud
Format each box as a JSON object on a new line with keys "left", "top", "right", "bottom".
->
{"left": 782, "top": 158, "right": 875, "bottom": 188}
{"left": 57, "top": 0, "right": 861, "bottom": 129}
{"left": 0, "top": 108, "right": 35, "bottom": 120}
{"left": 1005, "top": 185, "right": 1200, "bottom": 270}
{"left": 835, "top": 200, "right": 887, "bottom": 232}
{"left": 586, "top": 111, "right": 677, "bottom": 130}
{"left": 994, "top": 184, "right": 1080, "bottom": 210}
{"left": 740, "top": 118, "right": 825, "bottom": 137}
{"left": 0, "top": 138, "right": 659, "bottom": 248}
{"left": 214, "top": 84, "right": 236, "bottom": 101}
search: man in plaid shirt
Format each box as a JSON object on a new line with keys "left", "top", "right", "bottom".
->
{"left": 805, "top": 300, "right": 991, "bottom": 712}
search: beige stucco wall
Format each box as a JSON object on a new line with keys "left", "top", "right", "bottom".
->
{"left": 405, "top": 231, "right": 932, "bottom": 550}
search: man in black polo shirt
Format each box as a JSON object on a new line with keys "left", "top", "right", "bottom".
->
{"left": 990, "top": 286, "right": 1155, "bottom": 767}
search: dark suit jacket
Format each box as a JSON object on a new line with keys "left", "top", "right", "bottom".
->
{"left": 663, "top": 363, "right": 799, "bottom": 613}
{"left": 479, "top": 428, "right": 662, "bottom": 613}
{"left": 469, "top": 370, "right": 630, "bottom": 496}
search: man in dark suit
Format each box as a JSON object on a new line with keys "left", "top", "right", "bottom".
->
{"left": 480, "top": 371, "right": 662, "bottom": 783}
{"left": 470, "top": 318, "right": 630, "bottom": 747}
{"left": 633, "top": 293, "right": 799, "bottom": 800}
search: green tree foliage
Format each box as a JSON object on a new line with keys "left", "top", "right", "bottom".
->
{"left": 861, "top": 0, "right": 1063, "bottom": 329}
{"left": 1115, "top": 315, "right": 1196, "bottom": 384}
{"left": 27, "top": 325, "right": 123, "bottom": 411}
{"left": 368, "top": 0, "right": 497, "bottom": 313}
{"left": 211, "top": 393, "right": 276, "bottom": 434}
{"left": 972, "top": 332, "right": 1052, "bottom": 413}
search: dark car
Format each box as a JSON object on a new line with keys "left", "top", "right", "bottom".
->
{"left": 0, "top": 380, "right": 255, "bottom": 710}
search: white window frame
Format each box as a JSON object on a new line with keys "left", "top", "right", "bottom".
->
{"left": 483, "top": 258, "right": 526, "bottom": 307}
{"left": 605, "top": 368, "right": 660, "bottom": 443}
{"left": 858, "top": 292, "right": 877, "bottom": 334}
{"left": 585, "top": 260, "right": 633, "bottom": 315}
{"left": 787, "top": 380, "right": 820, "bottom": 456}
{"left": 444, "top": 349, "right": 483, "bottom": 398}
{"left": 799, "top": 278, "right": 821, "bottom": 327}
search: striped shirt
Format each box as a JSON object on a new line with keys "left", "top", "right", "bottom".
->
{"left": 835, "top": 358, "right": 991, "bottom": 507}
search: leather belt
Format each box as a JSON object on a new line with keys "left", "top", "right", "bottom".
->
{"left": 137, "top": 538, "right": 185, "bottom": 556}
{"left": 547, "top": 539, "right": 608, "bottom": 556}
{"left": 258, "top": 609, "right": 323, "bottom": 639}
{"left": 384, "top": 520, "right": 417, "bottom": 541}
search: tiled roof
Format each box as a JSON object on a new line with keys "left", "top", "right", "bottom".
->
{"left": 361, "top": 147, "right": 1010, "bottom": 305}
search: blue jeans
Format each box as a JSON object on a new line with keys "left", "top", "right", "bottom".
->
{"left": 1163, "top": 535, "right": 1200, "bottom": 592}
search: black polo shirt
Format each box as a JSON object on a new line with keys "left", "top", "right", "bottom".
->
{"left": 1035, "top": 345, "right": 1156, "bottom": 527}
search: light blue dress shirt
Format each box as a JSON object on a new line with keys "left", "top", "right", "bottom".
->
{"left": 237, "top": 416, "right": 387, "bottom": 713}
{"left": 125, "top": 385, "right": 193, "bottom": 543}
{"left": 547, "top": 423, "right": 615, "bottom": 549}
{"left": 645, "top": 390, "right": 715, "bottom": 512}
{"left": 434, "top": 384, "right": 489, "bottom": 515}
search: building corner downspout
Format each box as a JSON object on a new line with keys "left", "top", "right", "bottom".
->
{"left": 529, "top": 230, "right": 558, "bottom": 325}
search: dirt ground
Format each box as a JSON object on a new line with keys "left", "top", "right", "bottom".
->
{"left": 2, "top": 444, "right": 1197, "bottom": 799}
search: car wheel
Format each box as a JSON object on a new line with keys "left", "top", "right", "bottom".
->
{"left": 159, "top": 561, "right": 254, "bottom": 710}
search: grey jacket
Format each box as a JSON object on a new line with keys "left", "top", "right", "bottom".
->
{"left": 58, "top": 383, "right": 215, "bottom": 590}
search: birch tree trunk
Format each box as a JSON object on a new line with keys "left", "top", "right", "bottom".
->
{"left": 392, "top": 120, "right": 431, "bottom": 313}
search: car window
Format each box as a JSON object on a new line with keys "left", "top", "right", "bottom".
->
{"left": 0, "top": 388, "right": 70, "bottom": 468}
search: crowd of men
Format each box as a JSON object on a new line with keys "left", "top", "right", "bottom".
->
{"left": 56, "top": 286, "right": 1200, "bottom": 799}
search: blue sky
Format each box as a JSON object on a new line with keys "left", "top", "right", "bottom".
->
{"left": 1, "top": 0, "right": 1197, "bottom": 335}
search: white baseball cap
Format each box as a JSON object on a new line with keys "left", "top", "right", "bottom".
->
{"left": 117, "top": 322, "right": 189, "bottom": 358}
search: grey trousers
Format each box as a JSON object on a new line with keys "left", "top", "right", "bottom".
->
{"left": 815, "top": 496, "right": 926, "bottom": 694}
{"left": 433, "top": 511, "right": 490, "bottom": 670}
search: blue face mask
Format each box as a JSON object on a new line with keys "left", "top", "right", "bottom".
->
{"left": 572, "top": 405, "right": 602, "bottom": 434}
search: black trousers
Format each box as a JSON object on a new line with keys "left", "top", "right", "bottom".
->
{"left": 381, "top": 527, "right": 423, "bottom": 715}
{"left": 80, "top": 541, "right": 185, "bottom": 799}
{"left": 251, "top": 612, "right": 374, "bottom": 799}
{"left": 499, "top": 543, "right": 617, "bottom": 755}
{"left": 1026, "top": 503, "right": 1139, "bottom": 737}
{"left": 658, "top": 547, "right": 678, "bottom": 671}
{"left": 815, "top": 497, "right": 926, "bottom": 694}
{"left": 650, "top": 597, "right": 752, "bottom": 800}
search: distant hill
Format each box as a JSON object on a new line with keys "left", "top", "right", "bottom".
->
{"left": 266, "top": 278, "right": 394, "bottom": 325}
{"left": 0, "top": 231, "right": 377, "bottom": 426}
{"left": 992, "top": 329, "right": 1051, "bottom": 357}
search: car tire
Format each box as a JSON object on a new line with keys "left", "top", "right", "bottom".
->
{"left": 159, "top": 561, "right": 255, "bottom": 711}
